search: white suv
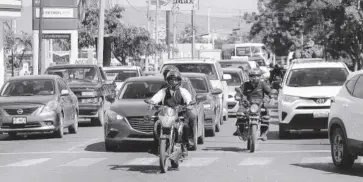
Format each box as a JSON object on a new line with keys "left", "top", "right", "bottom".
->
{"left": 278, "top": 61, "right": 350, "bottom": 138}
{"left": 328, "top": 70, "right": 363, "bottom": 169}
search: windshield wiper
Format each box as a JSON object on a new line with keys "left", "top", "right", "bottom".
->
{"left": 22, "top": 93, "right": 35, "bottom": 96}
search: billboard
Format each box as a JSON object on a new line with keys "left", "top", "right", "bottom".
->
{"left": 149, "top": 0, "right": 199, "bottom": 11}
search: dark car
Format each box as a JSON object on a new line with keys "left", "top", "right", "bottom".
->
{"left": 103, "top": 75, "right": 205, "bottom": 151}
{"left": 181, "top": 73, "right": 222, "bottom": 136}
{"left": 44, "top": 64, "right": 116, "bottom": 126}
{"left": 0, "top": 75, "right": 79, "bottom": 138}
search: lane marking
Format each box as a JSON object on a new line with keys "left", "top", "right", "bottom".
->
{"left": 299, "top": 157, "right": 332, "bottom": 164}
{"left": 256, "top": 150, "right": 330, "bottom": 153}
{"left": 239, "top": 157, "right": 273, "bottom": 166}
{"left": 3, "top": 158, "right": 51, "bottom": 167}
{"left": 60, "top": 158, "right": 107, "bottom": 167}
{"left": 67, "top": 138, "right": 101, "bottom": 151}
{"left": 123, "top": 158, "right": 158, "bottom": 166}
{"left": 180, "top": 157, "right": 218, "bottom": 167}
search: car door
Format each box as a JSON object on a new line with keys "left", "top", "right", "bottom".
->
{"left": 57, "top": 79, "right": 72, "bottom": 125}
{"left": 350, "top": 75, "right": 363, "bottom": 141}
{"left": 215, "top": 63, "right": 228, "bottom": 112}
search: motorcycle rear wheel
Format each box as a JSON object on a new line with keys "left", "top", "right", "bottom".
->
{"left": 249, "top": 125, "right": 258, "bottom": 153}
{"left": 159, "top": 139, "right": 169, "bottom": 173}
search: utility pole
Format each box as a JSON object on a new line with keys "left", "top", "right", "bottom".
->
{"left": 173, "top": 10, "right": 177, "bottom": 58}
{"left": 147, "top": 0, "right": 151, "bottom": 32}
{"left": 97, "top": 0, "right": 105, "bottom": 66}
{"left": 38, "top": 0, "right": 44, "bottom": 75}
{"left": 166, "top": 11, "right": 171, "bottom": 59}
{"left": 155, "top": 0, "right": 159, "bottom": 70}
{"left": 239, "top": 10, "right": 243, "bottom": 42}
{"left": 191, "top": 10, "right": 195, "bottom": 59}
{"left": 208, "top": 7, "right": 211, "bottom": 45}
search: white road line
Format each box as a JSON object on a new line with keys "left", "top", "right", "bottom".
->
{"left": 60, "top": 158, "right": 107, "bottom": 167}
{"left": 256, "top": 150, "right": 330, "bottom": 153}
{"left": 67, "top": 138, "right": 101, "bottom": 151}
{"left": 239, "top": 157, "right": 273, "bottom": 166}
{"left": 299, "top": 157, "right": 332, "bottom": 164}
{"left": 123, "top": 158, "right": 158, "bottom": 166}
{"left": 4, "top": 158, "right": 51, "bottom": 167}
{"left": 180, "top": 157, "right": 218, "bottom": 167}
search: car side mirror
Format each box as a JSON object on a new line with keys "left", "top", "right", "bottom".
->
{"left": 105, "top": 94, "right": 115, "bottom": 103}
{"left": 61, "top": 90, "right": 69, "bottom": 96}
{"left": 211, "top": 88, "right": 222, "bottom": 95}
{"left": 196, "top": 94, "right": 207, "bottom": 101}
{"left": 223, "top": 74, "right": 232, "bottom": 80}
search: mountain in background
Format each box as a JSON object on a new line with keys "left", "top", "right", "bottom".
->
{"left": 16, "top": 4, "right": 252, "bottom": 37}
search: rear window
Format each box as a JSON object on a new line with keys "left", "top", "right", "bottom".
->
{"left": 188, "top": 77, "right": 208, "bottom": 93}
{"left": 104, "top": 70, "right": 138, "bottom": 81}
{"left": 165, "top": 64, "right": 218, "bottom": 80}
{"left": 219, "top": 61, "right": 251, "bottom": 71}
{"left": 224, "top": 72, "right": 242, "bottom": 86}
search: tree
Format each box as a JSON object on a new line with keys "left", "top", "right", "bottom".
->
{"left": 112, "top": 26, "right": 165, "bottom": 65}
{"left": 178, "top": 24, "right": 204, "bottom": 43}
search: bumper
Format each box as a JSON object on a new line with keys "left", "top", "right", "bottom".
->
{"left": 227, "top": 95, "right": 239, "bottom": 115}
{"left": 104, "top": 118, "right": 155, "bottom": 143}
{"left": 279, "top": 100, "right": 331, "bottom": 130}
{"left": 0, "top": 112, "right": 58, "bottom": 133}
{"left": 203, "top": 108, "right": 215, "bottom": 129}
{"left": 78, "top": 103, "right": 102, "bottom": 118}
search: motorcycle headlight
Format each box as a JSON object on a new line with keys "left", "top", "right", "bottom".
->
{"left": 250, "top": 104, "right": 259, "bottom": 113}
{"left": 41, "top": 100, "right": 58, "bottom": 113}
{"left": 204, "top": 104, "right": 211, "bottom": 109}
{"left": 283, "top": 95, "right": 300, "bottom": 103}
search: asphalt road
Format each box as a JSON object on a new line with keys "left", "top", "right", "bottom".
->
{"left": 0, "top": 118, "right": 362, "bottom": 182}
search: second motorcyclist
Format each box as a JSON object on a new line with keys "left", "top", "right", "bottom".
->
{"left": 233, "top": 68, "right": 273, "bottom": 141}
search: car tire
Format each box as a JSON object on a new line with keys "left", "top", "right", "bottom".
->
{"left": 8, "top": 132, "right": 17, "bottom": 139}
{"left": 68, "top": 112, "right": 78, "bottom": 134}
{"left": 105, "top": 140, "right": 118, "bottom": 152}
{"left": 198, "top": 126, "right": 205, "bottom": 144}
{"left": 278, "top": 124, "right": 289, "bottom": 139}
{"left": 331, "top": 127, "right": 355, "bottom": 169}
{"left": 91, "top": 101, "right": 105, "bottom": 126}
{"left": 54, "top": 113, "right": 64, "bottom": 138}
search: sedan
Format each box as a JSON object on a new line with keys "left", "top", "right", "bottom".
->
{"left": 0, "top": 75, "right": 79, "bottom": 138}
{"left": 181, "top": 73, "right": 222, "bottom": 136}
{"left": 104, "top": 75, "right": 205, "bottom": 151}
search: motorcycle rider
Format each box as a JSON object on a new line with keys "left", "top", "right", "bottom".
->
{"left": 269, "top": 64, "right": 284, "bottom": 83}
{"left": 149, "top": 70, "right": 197, "bottom": 157}
{"left": 233, "top": 68, "right": 273, "bottom": 141}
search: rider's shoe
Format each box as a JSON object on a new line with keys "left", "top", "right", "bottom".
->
{"left": 260, "top": 133, "right": 268, "bottom": 141}
{"left": 182, "top": 144, "right": 188, "bottom": 157}
{"left": 233, "top": 129, "right": 239, "bottom": 136}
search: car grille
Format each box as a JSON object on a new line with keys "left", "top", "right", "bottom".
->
{"left": 296, "top": 106, "right": 330, "bottom": 110}
{"left": 4, "top": 107, "right": 38, "bottom": 115}
{"left": 127, "top": 117, "right": 154, "bottom": 133}
{"left": 1, "top": 122, "right": 41, "bottom": 129}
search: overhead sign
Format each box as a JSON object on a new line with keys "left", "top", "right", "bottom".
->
{"left": 35, "top": 8, "right": 75, "bottom": 18}
{"left": 149, "top": 0, "right": 199, "bottom": 11}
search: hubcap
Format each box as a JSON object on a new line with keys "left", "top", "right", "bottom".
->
{"left": 333, "top": 134, "right": 344, "bottom": 163}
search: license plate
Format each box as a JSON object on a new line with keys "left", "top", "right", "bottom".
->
{"left": 313, "top": 111, "right": 329, "bottom": 118}
{"left": 13, "top": 117, "right": 27, "bottom": 124}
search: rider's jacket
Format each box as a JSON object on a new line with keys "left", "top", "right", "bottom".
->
{"left": 239, "top": 81, "right": 272, "bottom": 101}
{"left": 150, "top": 87, "right": 192, "bottom": 107}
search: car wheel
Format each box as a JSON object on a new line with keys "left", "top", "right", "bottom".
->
{"left": 54, "top": 113, "right": 64, "bottom": 138}
{"left": 8, "top": 132, "right": 17, "bottom": 139}
{"left": 105, "top": 140, "right": 118, "bottom": 152}
{"left": 91, "top": 101, "right": 105, "bottom": 126}
{"left": 331, "top": 127, "right": 355, "bottom": 169}
{"left": 278, "top": 124, "right": 289, "bottom": 139}
{"left": 198, "top": 123, "right": 205, "bottom": 144}
{"left": 215, "top": 109, "right": 221, "bottom": 133}
{"left": 68, "top": 112, "right": 78, "bottom": 134}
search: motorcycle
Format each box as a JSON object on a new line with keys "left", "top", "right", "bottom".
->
{"left": 144, "top": 99, "right": 196, "bottom": 173}
{"left": 234, "top": 88, "right": 276, "bottom": 152}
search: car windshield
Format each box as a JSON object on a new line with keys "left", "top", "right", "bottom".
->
{"left": 225, "top": 72, "right": 242, "bottom": 86}
{"left": 45, "top": 67, "right": 99, "bottom": 83}
{"left": 189, "top": 77, "right": 208, "bottom": 93}
{"left": 219, "top": 61, "right": 251, "bottom": 71}
{"left": 168, "top": 64, "right": 218, "bottom": 80}
{"left": 105, "top": 70, "right": 138, "bottom": 81}
{"left": 0, "top": 79, "right": 55, "bottom": 96}
{"left": 120, "top": 81, "right": 164, "bottom": 99}
{"left": 286, "top": 68, "right": 348, "bottom": 87}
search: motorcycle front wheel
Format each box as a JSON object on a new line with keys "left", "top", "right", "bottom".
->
{"left": 249, "top": 125, "right": 258, "bottom": 153}
{"left": 159, "top": 139, "right": 169, "bottom": 173}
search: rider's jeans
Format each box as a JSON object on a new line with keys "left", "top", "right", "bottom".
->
{"left": 235, "top": 104, "right": 269, "bottom": 134}
{"left": 183, "top": 108, "right": 197, "bottom": 145}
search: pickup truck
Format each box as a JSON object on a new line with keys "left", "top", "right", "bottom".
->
{"left": 44, "top": 64, "right": 116, "bottom": 126}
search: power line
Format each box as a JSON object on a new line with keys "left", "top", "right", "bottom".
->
{"left": 124, "top": 0, "right": 146, "bottom": 12}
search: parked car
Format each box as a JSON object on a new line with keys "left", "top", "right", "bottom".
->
{"left": 222, "top": 68, "right": 248, "bottom": 117}
{"left": 0, "top": 75, "right": 79, "bottom": 138}
{"left": 44, "top": 64, "right": 116, "bottom": 126}
{"left": 181, "top": 72, "right": 222, "bottom": 136}
{"left": 103, "top": 66, "right": 143, "bottom": 92}
{"left": 328, "top": 70, "right": 363, "bottom": 169}
{"left": 161, "top": 59, "right": 231, "bottom": 127}
{"left": 217, "top": 59, "right": 252, "bottom": 76}
{"left": 278, "top": 61, "right": 350, "bottom": 138}
{"left": 104, "top": 75, "right": 205, "bottom": 151}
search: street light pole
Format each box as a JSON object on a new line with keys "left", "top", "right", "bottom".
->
{"left": 97, "top": 0, "right": 105, "bottom": 66}
{"left": 38, "top": 0, "right": 44, "bottom": 75}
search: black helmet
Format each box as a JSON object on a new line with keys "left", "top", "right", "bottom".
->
{"left": 166, "top": 70, "right": 182, "bottom": 90}
{"left": 161, "top": 65, "right": 179, "bottom": 80}
{"left": 249, "top": 68, "right": 262, "bottom": 77}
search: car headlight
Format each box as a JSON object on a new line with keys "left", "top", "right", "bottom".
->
{"left": 250, "top": 104, "right": 259, "bottom": 113}
{"left": 204, "top": 104, "right": 211, "bottom": 109}
{"left": 107, "top": 110, "right": 125, "bottom": 122}
{"left": 283, "top": 95, "right": 300, "bottom": 103}
{"left": 42, "top": 100, "right": 58, "bottom": 113}
{"left": 116, "top": 115, "right": 124, "bottom": 120}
